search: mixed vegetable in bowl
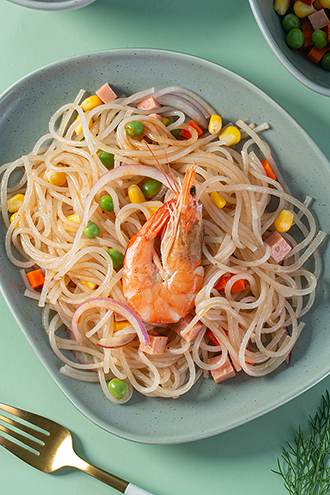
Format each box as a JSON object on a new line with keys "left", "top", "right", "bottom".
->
{"left": 274, "top": 0, "right": 330, "bottom": 71}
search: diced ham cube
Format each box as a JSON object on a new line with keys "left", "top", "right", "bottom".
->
{"left": 96, "top": 83, "right": 118, "bottom": 104}
{"left": 140, "top": 335, "right": 168, "bottom": 355}
{"left": 265, "top": 231, "right": 292, "bottom": 263}
{"left": 175, "top": 316, "right": 203, "bottom": 342}
{"left": 208, "top": 356, "right": 236, "bottom": 384}
{"left": 308, "top": 9, "right": 329, "bottom": 30}
{"left": 137, "top": 96, "right": 160, "bottom": 111}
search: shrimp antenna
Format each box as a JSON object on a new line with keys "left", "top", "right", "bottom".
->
{"left": 144, "top": 141, "right": 179, "bottom": 195}
{"left": 164, "top": 146, "right": 180, "bottom": 195}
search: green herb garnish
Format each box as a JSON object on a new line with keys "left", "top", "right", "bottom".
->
{"left": 274, "top": 391, "right": 330, "bottom": 494}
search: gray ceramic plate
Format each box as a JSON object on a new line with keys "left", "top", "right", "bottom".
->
{"left": 7, "top": 0, "right": 96, "bottom": 11}
{"left": 249, "top": 0, "right": 330, "bottom": 97}
{"left": 0, "top": 49, "right": 329, "bottom": 444}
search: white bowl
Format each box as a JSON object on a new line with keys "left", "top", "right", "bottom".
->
{"left": 249, "top": 0, "right": 330, "bottom": 97}
{"left": 8, "top": 0, "right": 96, "bottom": 10}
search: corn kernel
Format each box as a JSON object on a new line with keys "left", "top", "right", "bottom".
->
{"left": 81, "top": 280, "right": 97, "bottom": 290}
{"left": 114, "top": 321, "right": 131, "bottom": 331}
{"left": 293, "top": 1, "right": 315, "bottom": 17}
{"left": 74, "top": 116, "right": 93, "bottom": 136}
{"left": 274, "top": 209, "right": 294, "bottom": 233}
{"left": 219, "top": 125, "right": 241, "bottom": 146}
{"left": 210, "top": 191, "right": 226, "bottom": 209}
{"left": 128, "top": 185, "right": 145, "bottom": 203}
{"left": 10, "top": 212, "right": 19, "bottom": 224}
{"left": 7, "top": 193, "right": 24, "bottom": 213}
{"left": 273, "top": 0, "right": 290, "bottom": 15}
{"left": 66, "top": 213, "right": 81, "bottom": 224}
{"left": 320, "top": 0, "right": 330, "bottom": 7}
{"left": 80, "top": 95, "right": 103, "bottom": 112}
{"left": 208, "top": 114, "right": 223, "bottom": 135}
{"left": 147, "top": 205, "right": 161, "bottom": 215}
{"left": 65, "top": 214, "right": 80, "bottom": 232}
{"left": 47, "top": 171, "right": 67, "bottom": 186}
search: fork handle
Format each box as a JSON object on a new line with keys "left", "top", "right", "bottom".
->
{"left": 124, "top": 484, "right": 155, "bottom": 495}
{"left": 71, "top": 454, "right": 155, "bottom": 494}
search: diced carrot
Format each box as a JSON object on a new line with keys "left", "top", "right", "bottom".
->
{"left": 206, "top": 329, "right": 220, "bottom": 346}
{"left": 303, "top": 30, "right": 313, "bottom": 48}
{"left": 187, "top": 120, "right": 204, "bottom": 137}
{"left": 308, "top": 47, "right": 328, "bottom": 64}
{"left": 214, "top": 273, "right": 248, "bottom": 294}
{"left": 26, "top": 268, "right": 45, "bottom": 290}
{"left": 231, "top": 279, "right": 248, "bottom": 294}
{"left": 301, "top": 18, "right": 313, "bottom": 47}
{"left": 261, "top": 159, "right": 277, "bottom": 180}
{"left": 180, "top": 128, "right": 192, "bottom": 140}
{"left": 214, "top": 273, "right": 232, "bottom": 291}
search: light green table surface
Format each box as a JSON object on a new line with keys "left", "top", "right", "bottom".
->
{"left": 0, "top": 1, "right": 329, "bottom": 494}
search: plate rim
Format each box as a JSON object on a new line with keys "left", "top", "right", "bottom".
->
{"left": 248, "top": 0, "right": 330, "bottom": 97}
{"left": 7, "top": 0, "right": 96, "bottom": 11}
{"left": 0, "top": 48, "right": 329, "bottom": 444}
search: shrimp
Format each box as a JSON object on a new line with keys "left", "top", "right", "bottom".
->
{"left": 122, "top": 167, "right": 204, "bottom": 325}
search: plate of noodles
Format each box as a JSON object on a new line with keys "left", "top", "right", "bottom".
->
{"left": 0, "top": 49, "right": 329, "bottom": 444}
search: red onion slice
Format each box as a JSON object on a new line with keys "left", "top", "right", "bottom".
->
{"left": 96, "top": 334, "right": 136, "bottom": 349}
{"left": 81, "top": 164, "right": 167, "bottom": 230}
{"left": 56, "top": 166, "right": 171, "bottom": 281}
{"left": 154, "top": 86, "right": 215, "bottom": 118}
{"left": 97, "top": 328, "right": 136, "bottom": 349}
{"left": 72, "top": 297, "right": 149, "bottom": 345}
{"left": 156, "top": 95, "right": 208, "bottom": 128}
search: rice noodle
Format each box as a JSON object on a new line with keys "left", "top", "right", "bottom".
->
{"left": 0, "top": 85, "right": 325, "bottom": 403}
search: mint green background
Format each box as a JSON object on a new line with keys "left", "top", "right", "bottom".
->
{"left": 0, "top": 1, "right": 329, "bottom": 493}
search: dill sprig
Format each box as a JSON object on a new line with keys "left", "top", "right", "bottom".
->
{"left": 274, "top": 391, "right": 330, "bottom": 495}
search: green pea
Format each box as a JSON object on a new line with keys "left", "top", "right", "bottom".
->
{"left": 107, "top": 248, "right": 124, "bottom": 271}
{"left": 84, "top": 221, "right": 100, "bottom": 239}
{"left": 141, "top": 179, "right": 162, "bottom": 199}
{"left": 99, "top": 194, "right": 114, "bottom": 212}
{"left": 321, "top": 53, "right": 330, "bottom": 71}
{"left": 125, "top": 121, "right": 144, "bottom": 138}
{"left": 97, "top": 150, "right": 115, "bottom": 169}
{"left": 286, "top": 28, "right": 304, "bottom": 49}
{"left": 107, "top": 378, "right": 129, "bottom": 400}
{"left": 171, "top": 129, "right": 182, "bottom": 139}
{"left": 161, "top": 116, "right": 172, "bottom": 127}
{"left": 312, "top": 29, "right": 328, "bottom": 49}
{"left": 282, "top": 14, "right": 300, "bottom": 32}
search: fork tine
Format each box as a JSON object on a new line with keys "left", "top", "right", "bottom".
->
{"left": 0, "top": 403, "right": 58, "bottom": 433}
{"left": 0, "top": 435, "right": 40, "bottom": 469}
{"left": 0, "top": 424, "right": 41, "bottom": 451}
{"left": 0, "top": 413, "right": 47, "bottom": 442}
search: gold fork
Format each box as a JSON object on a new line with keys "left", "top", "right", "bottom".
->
{"left": 0, "top": 403, "right": 154, "bottom": 495}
